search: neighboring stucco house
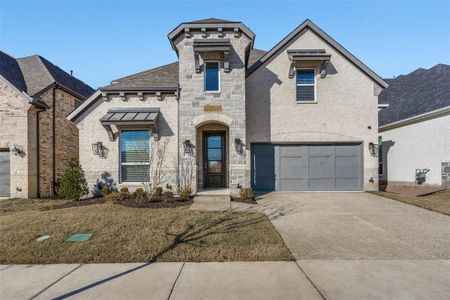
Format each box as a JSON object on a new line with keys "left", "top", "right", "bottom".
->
{"left": 379, "top": 64, "right": 450, "bottom": 194}
{"left": 0, "top": 51, "right": 94, "bottom": 198}
{"left": 68, "top": 18, "right": 387, "bottom": 196}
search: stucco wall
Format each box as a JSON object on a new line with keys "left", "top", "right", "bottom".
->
{"left": 246, "top": 29, "right": 380, "bottom": 190}
{"left": 0, "top": 78, "right": 31, "bottom": 198}
{"left": 76, "top": 94, "right": 179, "bottom": 194}
{"left": 380, "top": 114, "right": 450, "bottom": 186}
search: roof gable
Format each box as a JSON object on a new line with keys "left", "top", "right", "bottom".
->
{"left": 379, "top": 64, "right": 450, "bottom": 126}
{"left": 0, "top": 51, "right": 28, "bottom": 92}
{"left": 14, "top": 54, "right": 94, "bottom": 99}
{"left": 246, "top": 19, "right": 387, "bottom": 88}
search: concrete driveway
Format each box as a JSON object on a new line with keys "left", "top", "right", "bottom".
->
{"left": 256, "top": 192, "right": 450, "bottom": 299}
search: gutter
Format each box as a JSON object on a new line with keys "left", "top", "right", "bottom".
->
{"left": 31, "top": 98, "right": 50, "bottom": 199}
{"left": 52, "top": 85, "right": 57, "bottom": 196}
{"left": 379, "top": 106, "right": 450, "bottom": 132}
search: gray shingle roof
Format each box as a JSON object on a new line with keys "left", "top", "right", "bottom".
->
{"left": 379, "top": 64, "right": 450, "bottom": 126}
{"left": 248, "top": 49, "right": 266, "bottom": 69}
{"left": 186, "top": 18, "right": 236, "bottom": 24}
{"left": 0, "top": 51, "right": 27, "bottom": 92}
{"left": 103, "top": 62, "right": 179, "bottom": 90}
{"left": 102, "top": 49, "right": 266, "bottom": 90}
{"left": 0, "top": 51, "right": 94, "bottom": 99}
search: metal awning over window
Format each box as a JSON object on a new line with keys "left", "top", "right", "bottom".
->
{"left": 193, "top": 39, "right": 231, "bottom": 73}
{"left": 193, "top": 39, "right": 231, "bottom": 53}
{"left": 100, "top": 108, "right": 160, "bottom": 141}
{"left": 287, "top": 49, "right": 331, "bottom": 78}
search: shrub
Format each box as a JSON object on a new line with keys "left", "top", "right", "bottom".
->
{"left": 119, "top": 186, "right": 129, "bottom": 195}
{"left": 133, "top": 188, "right": 148, "bottom": 202}
{"left": 155, "top": 187, "right": 163, "bottom": 197}
{"left": 59, "top": 159, "right": 89, "bottom": 200}
{"left": 239, "top": 187, "right": 254, "bottom": 201}
{"left": 104, "top": 192, "right": 124, "bottom": 202}
{"left": 92, "top": 171, "right": 116, "bottom": 197}
{"left": 179, "top": 187, "right": 192, "bottom": 200}
{"left": 101, "top": 186, "right": 110, "bottom": 197}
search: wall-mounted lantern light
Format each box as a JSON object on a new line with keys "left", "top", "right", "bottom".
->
{"left": 368, "top": 142, "right": 379, "bottom": 157}
{"left": 11, "top": 144, "right": 25, "bottom": 157}
{"left": 92, "top": 142, "right": 108, "bottom": 158}
{"left": 183, "top": 140, "right": 193, "bottom": 155}
{"left": 235, "top": 138, "right": 244, "bottom": 154}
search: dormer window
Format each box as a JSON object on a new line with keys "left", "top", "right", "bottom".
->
{"left": 296, "top": 69, "right": 316, "bottom": 102}
{"left": 205, "top": 62, "right": 220, "bottom": 92}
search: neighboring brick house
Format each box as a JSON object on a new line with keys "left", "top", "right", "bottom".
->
{"left": 0, "top": 51, "right": 94, "bottom": 198}
{"left": 69, "top": 18, "right": 387, "bottom": 196}
{"left": 379, "top": 64, "right": 450, "bottom": 194}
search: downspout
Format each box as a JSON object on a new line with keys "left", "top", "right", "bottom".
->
{"left": 52, "top": 85, "right": 57, "bottom": 196}
{"left": 36, "top": 107, "right": 46, "bottom": 198}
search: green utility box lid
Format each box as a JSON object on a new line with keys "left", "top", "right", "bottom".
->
{"left": 66, "top": 233, "right": 93, "bottom": 242}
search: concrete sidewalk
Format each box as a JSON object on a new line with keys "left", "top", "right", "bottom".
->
{"left": 0, "top": 262, "right": 322, "bottom": 300}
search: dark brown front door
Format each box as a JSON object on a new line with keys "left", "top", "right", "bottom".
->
{"left": 203, "top": 131, "right": 226, "bottom": 188}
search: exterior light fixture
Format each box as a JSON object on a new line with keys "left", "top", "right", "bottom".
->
{"left": 183, "top": 140, "right": 192, "bottom": 154}
{"left": 368, "top": 142, "right": 378, "bottom": 157}
{"left": 11, "top": 144, "right": 25, "bottom": 156}
{"left": 235, "top": 138, "right": 243, "bottom": 154}
{"left": 92, "top": 142, "right": 103, "bottom": 156}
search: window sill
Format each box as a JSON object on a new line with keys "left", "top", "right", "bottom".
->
{"left": 205, "top": 91, "right": 221, "bottom": 94}
{"left": 296, "top": 101, "right": 318, "bottom": 104}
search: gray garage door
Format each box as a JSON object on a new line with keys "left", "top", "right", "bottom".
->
{"left": 251, "top": 144, "right": 362, "bottom": 192}
{"left": 0, "top": 149, "right": 10, "bottom": 197}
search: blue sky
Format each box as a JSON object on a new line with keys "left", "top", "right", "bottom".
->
{"left": 1, "top": 0, "right": 449, "bottom": 88}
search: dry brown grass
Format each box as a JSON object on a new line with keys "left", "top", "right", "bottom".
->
{"left": 0, "top": 199, "right": 293, "bottom": 264}
{"left": 372, "top": 189, "right": 450, "bottom": 216}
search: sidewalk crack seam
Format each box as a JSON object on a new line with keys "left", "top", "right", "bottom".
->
{"left": 295, "top": 261, "right": 327, "bottom": 300}
{"left": 167, "top": 262, "right": 185, "bottom": 300}
{"left": 30, "top": 264, "right": 82, "bottom": 300}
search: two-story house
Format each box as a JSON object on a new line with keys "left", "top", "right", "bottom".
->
{"left": 0, "top": 51, "right": 94, "bottom": 198}
{"left": 68, "top": 18, "right": 388, "bottom": 196}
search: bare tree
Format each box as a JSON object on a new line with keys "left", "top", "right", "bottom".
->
{"left": 176, "top": 155, "right": 195, "bottom": 199}
{"left": 135, "top": 136, "right": 171, "bottom": 200}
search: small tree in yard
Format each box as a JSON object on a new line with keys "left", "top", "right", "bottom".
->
{"left": 59, "top": 159, "right": 89, "bottom": 200}
{"left": 136, "top": 136, "right": 171, "bottom": 200}
{"left": 177, "top": 156, "right": 195, "bottom": 200}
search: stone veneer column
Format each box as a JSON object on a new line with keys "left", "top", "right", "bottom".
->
{"left": 176, "top": 31, "right": 251, "bottom": 195}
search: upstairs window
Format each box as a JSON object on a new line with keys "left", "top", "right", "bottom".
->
{"left": 205, "top": 62, "right": 220, "bottom": 92}
{"left": 296, "top": 69, "right": 316, "bottom": 102}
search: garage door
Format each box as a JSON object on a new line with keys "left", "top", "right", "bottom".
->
{"left": 251, "top": 144, "right": 362, "bottom": 191}
{"left": 0, "top": 149, "right": 10, "bottom": 197}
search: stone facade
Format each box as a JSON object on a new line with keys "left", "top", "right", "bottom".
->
{"left": 175, "top": 30, "right": 251, "bottom": 195}
{"left": 75, "top": 94, "right": 179, "bottom": 194}
{"left": 0, "top": 77, "right": 83, "bottom": 198}
{"left": 0, "top": 79, "right": 31, "bottom": 198}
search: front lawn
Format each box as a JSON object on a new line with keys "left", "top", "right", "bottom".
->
{"left": 0, "top": 199, "right": 293, "bottom": 264}
{"left": 372, "top": 189, "right": 450, "bottom": 216}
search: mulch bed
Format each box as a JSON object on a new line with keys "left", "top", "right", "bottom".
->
{"left": 40, "top": 198, "right": 105, "bottom": 211}
{"left": 116, "top": 196, "right": 193, "bottom": 208}
{"left": 230, "top": 197, "right": 257, "bottom": 204}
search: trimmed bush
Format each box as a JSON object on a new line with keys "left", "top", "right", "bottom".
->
{"left": 119, "top": 186, "right": 129, "bottom": 195}
{"left": 155, "top": 187, "right": 163, "bottom": 197}
{"left": 104, "top": 192, "right": 124, "bottom": 202}
{"left": 179, "top": 187, "right": 192, "bottom": 200}
{"left": 133, "top": 188, "right": 148, "bottom": 202}
{"left": 59, "top": 159, "right": 89, "bottom": 200}
{"left": 239, "top": 187, "right": 254, "bottom": 201}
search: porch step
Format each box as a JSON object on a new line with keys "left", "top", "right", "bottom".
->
{"left": 190, "top": 195, "right": 231, "bottom": 212}
{"left": 196, "top": 188, "right": 230, "bottom": 196}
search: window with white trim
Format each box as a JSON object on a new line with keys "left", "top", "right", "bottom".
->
{"left": 120, "top": 130, "right": 150, "bottom": 182}
{"left": 296, "top": 69, "right": 315, "bottom": 102}
{"left": 205, "top": 62, "right": 220, "bottom": 92}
